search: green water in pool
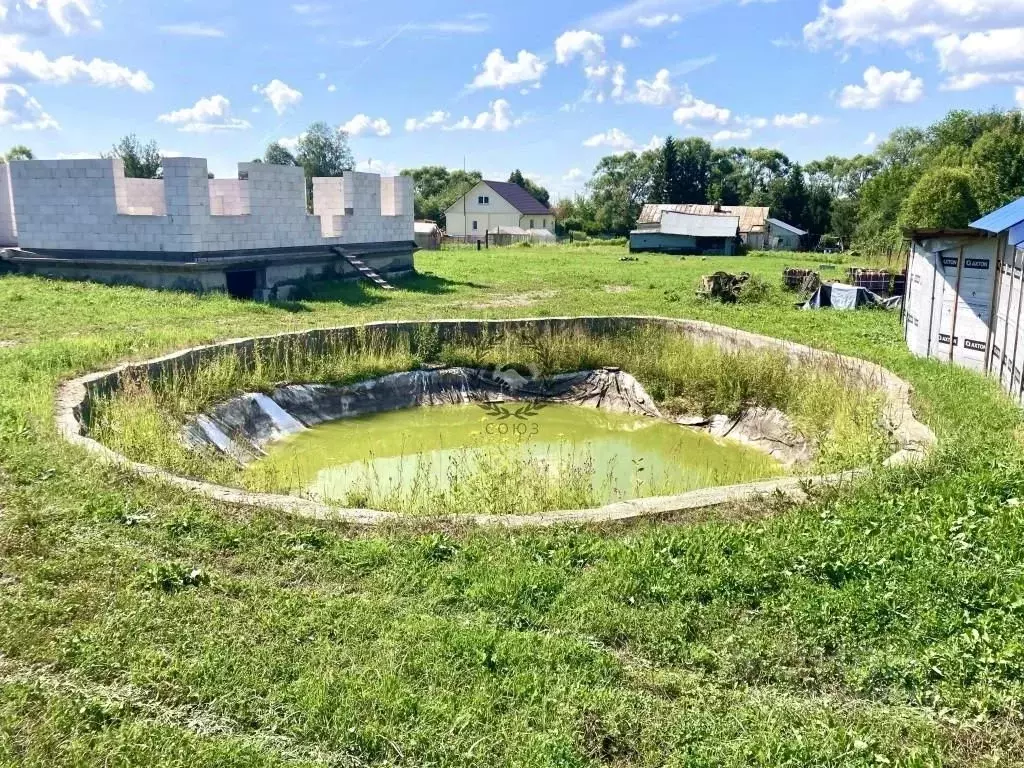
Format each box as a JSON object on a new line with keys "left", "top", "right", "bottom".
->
{"left": 243, "top": 404, "right": 785, "bottom": 507}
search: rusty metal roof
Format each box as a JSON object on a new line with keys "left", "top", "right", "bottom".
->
{"left": 638, "top": 204, "right": 769, "bottom": 233}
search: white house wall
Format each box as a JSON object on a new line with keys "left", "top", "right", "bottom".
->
{"left": 444, "top": 181, "right": 552, "bottom": 236}
{"left": 445, "top": 182, "right": 519, "bottom": 237}
{"left": 8, "top": 157, "right": 413, "bottom": 254}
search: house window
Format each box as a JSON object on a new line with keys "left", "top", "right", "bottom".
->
{"left": 530, "top": 219, "right": 535, "bottom": 228}
{"left": 472, "top": 220, "right": 478, "bottom": 231}
{"left": 478, "top": 196, "right": 489, "bottom": 205}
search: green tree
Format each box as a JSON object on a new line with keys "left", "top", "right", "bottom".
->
{"left": 107, "top": 134, "right": 162, "bottom": 179}
{"left": 400, "top": 166, "right": 483, "bottom": 226}
{"left": 660, "top": 137, "right": 679, "bottom": 202}
{"left": 508, "top": 169, "right": 550, "bottom": 207}
{"left": 263, "top": 143, "right": 298, "bottom": 166}
{"left": 967, "top": 113, "right": 1024, "bottom": 213}
{"left": 3, "top": 145, "right": 33, "bottom": 162}
{"left": 588, "top": 149, "right": 661, "bottom": 235}
{"left": 898, "top": 167, "right": 980, "bottom": 231}
{"left": 673, "top": 137, "right": 713, "bottom": 203}
{"left": 295, "top": 122, "right": 354, "bottom": 180}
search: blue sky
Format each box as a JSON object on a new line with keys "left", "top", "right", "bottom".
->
{"left": 1, "top": 0, "right": 1022, "bottom": 198}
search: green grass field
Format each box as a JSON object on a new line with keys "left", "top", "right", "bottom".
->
{"left": 2, "top": 245, "right": 1024, "bottom": 766}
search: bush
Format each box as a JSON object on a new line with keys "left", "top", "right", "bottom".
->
{"left": 899, "top": 167, "right": 980, "bottom": 230}
{"left": 737, "top": 274, "right": 773, "bottom": 304}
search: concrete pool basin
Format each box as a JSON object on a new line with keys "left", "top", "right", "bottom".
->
{"left": 55, "top": 316, "right": 937, "bottom": 527}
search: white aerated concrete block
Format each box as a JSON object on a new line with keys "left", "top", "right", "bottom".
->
{"left": 8, "top": 159, "right": 413, "bottom": 253}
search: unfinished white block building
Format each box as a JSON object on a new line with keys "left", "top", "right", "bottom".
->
{"left": 0, "top": 157, "right": 416, "bottom": 298}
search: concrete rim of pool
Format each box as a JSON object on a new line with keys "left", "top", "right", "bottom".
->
{"left": 55, "top": 316, "right": 938, "bottom": 527}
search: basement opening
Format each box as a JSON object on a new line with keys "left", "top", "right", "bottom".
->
{"left": 225, "top": 269, "right": 260, "bottom": 300}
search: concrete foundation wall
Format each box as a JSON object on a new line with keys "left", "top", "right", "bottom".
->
{"left": 9, "top": 158, "right": 414, "bottom": 253}
{"left": 0, "top": 164, "right": 15, "bottom": 246}
{"left": 10, "top": 246, "right": 415, "bottom": 297}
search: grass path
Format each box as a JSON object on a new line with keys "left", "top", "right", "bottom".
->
{"left": 2, "top": 246, "right": 1024, "bottom": 766}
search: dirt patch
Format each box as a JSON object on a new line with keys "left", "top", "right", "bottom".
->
{"left": 604, "top": 285, "right": 634, "bottom": 294}
{"left": 0, "top": 340, "right": 18, "bottom": 349}
{"left": 465, "top": 290, "right": 557, "bottom": 309}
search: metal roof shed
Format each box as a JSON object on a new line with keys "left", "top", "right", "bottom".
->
{"left": 659, "top": 211, "right": 739, "bottom": 238}
{"left": 629, "top": 212, "right": 739, "bottom": 255}
{"left": 766, "top": 218, "right": 807, "bottom": 236}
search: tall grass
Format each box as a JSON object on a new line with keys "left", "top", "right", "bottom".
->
{"left": 88, "top": 325, "right": 891, "bottom": 509}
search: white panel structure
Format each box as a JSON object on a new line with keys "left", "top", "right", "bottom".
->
{"left": 906, "top": 230, "right": 1024, "bottom": 402}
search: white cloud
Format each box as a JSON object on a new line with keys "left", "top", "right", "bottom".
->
{"left": 585, "top": 63, "right": 610, "bottom": 79}
{"left": 157, "top": 94, "right": 251, "bottom": 133}
{"left": 252, "top": 79, "right": 302, "bottom": 114}
{"left": 0, "top": 35, "right": 153, "bottom": 91}
{"left": 317, "top": 72, "right": 326, "bottom": 80}
{"left": 277, "top": 134, "right": 303, "bottom": 153}
{"left": 0, "top": 0, "right": 99, "bottom": 35}
{"left": 159, "top": 23, "right": 224, "bottom": 37}
{"left": 772, "top": 112, "right": 823, "bottom": 128}
{"left": 633, "top": 67, "right": 674, "bottom": 105}
{"left": 583, "top": 127, "right": 636, "bottom": 149}
{"left": 838, "top": 66, "right": 923, "bottom": 108}
{"left": 0, "top": 84, "right": 58, "bottom": 130}
{"left": 935, "top": 28, "right": 1024, "bottom": 89}
{"left": 673, "top": 93, "right": 731, "bottom": 124}
{"left": 408, "top": 14, "right": 492, "bottom": 34}
{"left": 943, "top": 71, "right": 1024, "bottom": 90}
{"left": 642, "top": 134, "right": 664, "bottom": 151}
{"left": 637, "top": 13, "right": 681, "bottom": 27}
{"left": 711, "top": 128, "right": 752, "bottom": 142}
{"left": 739, "top": 116, "right": 769, "bottom": 128}
{"left": 563, "top": 167, "right": 585, "bottom": 181}
{"left": 340, "top": 113, "right": 391, "bottom": 137}
{"left": 611, "top": 63, "right": 626, "bottom": 98}
{"left": 555, "top": 29, "right": 605, "bottom": 64}
{"left": 803, "top": 0, "right": 1024, "bottom": 48}
{"left": 469, "top": 48, "right": 546, "bottom": 89}
{"left": 864, "top": 131, "right": 878, "bottom": 145}
{"left": 327, "top": 84, "right": 336, "bottom": 92}
{"left": 404, "top": 110, "right": 449, "bottom": 132}
{"left": 56, "top": 151, "right": 97, "bottom": 159}
{"left": 621, "top": 33, "right": 639, "bottom": 48}
{"left": 445, "top": 99, "right": 519, "bottom": 132}
{"left": 1017, "top": 86, "right": 1024, "bottom": 107}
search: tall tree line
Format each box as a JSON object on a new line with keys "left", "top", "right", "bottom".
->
{"left": 556, "top": 108, "right": 1024, "bottom": 248}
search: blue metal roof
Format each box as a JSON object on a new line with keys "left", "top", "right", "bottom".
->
{"left": 971, "top": 197, "right": 1024, "bottom": 233}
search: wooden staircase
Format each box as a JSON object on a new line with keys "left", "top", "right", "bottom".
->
{"left": 331, "top": 247, "right": 396, "bottom": 290}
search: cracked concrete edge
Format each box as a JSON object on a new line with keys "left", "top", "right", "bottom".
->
{"left": 54, "top": 316, "right": 937, "bottom": 528}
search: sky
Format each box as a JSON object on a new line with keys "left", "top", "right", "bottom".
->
{"left": 1, "top": 0, "right": 1022, "bottom": 199}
